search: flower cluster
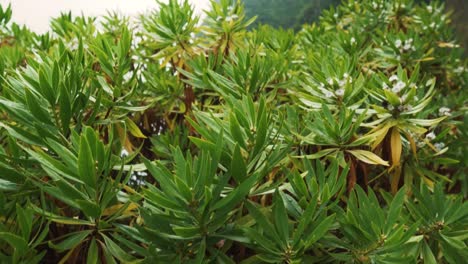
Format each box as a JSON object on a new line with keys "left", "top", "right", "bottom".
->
{"left": 130, "top": 170, "right": 148, "bottom": 186}
{"left": 395, "top": 38, "right": 415, "bottom": 53}
{"left": 438, "top": 107, "right": 451, "bottom": 117}
{"left": 319, "top": 73, "right": 353, "bottom": 99}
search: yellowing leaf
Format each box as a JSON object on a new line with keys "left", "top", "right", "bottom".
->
{"left": 347, "top": 150, "right": 389, "bottom": 166}
{"left": 390, "top": 127, "right": 402, "bottom": 166}
{"left": 125, "top": 118, "right": 147, "bottom": 138}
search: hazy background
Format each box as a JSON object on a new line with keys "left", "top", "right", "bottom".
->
{"left": 0, "top": 0, "right": 210, "bottom": 33}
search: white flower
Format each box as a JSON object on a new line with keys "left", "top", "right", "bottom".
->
{"left": 334, "top": 13, "right": 339, "bottom": 18}
{"left": 324, "top": 90, "right": 334, "bottom": 98}
{"left": 350, "top": 37, "right": 356, "bottom": 45}
{"left": 410, "top": 83, "right": 417, "bottom": 89}
{"left": 327, "top": 77, "right": 334, "bottom": 85}
{"left": 438, "top": 107, "right": 451, "bottom": 116}
{"left": 120, "top": 149, "right": 129, "bottom": 158}
{"left": 395, "top": 39, "right": 402, "bottom": 48}
{"left": 123, "top": 71, "right": 133, "bottom": 82}
{"left": 372, "top": 2, "right": 378, "bottom": 9}
{"left": 338, "top": 79, "right": 346, "bottom": 87}
{"left": 382, "top": 83, "right": 389, "bottom": 90}
{"left": 343, "top": 73, "right": 349, "bottom": 79}
{"left": 388, "top": 105, "right": 395, "bottom": 111}
{"left": 430, "top": 22, "right": 436, "bottom": 28}
{"left": 172, "top": 42, "right": 177, "bottom": 47}
{"left": 425, "top": 132, "right": 436, "bottom": 141}
{"left": 427, "top": 5, "right": 433, "bottom": 13}
{"left": 389, "top": 75, "right": 399, "bottom": 82}
{"left": 404, "top": 105, "right": 413, "bottom": 111}
{"left": 454, "top": 66, "right": 465, "bottom": 73}
{"left": 391, "top": 81, "right": 406, "bottom": 93}
{"left": 403, "top": 43, "right": 412, "bottom": 51}
{"left": 434, "top": 142, "right": 446, "bottom": 151}
{"left": 335, "top": 88, "right": 345, "bottom": 97}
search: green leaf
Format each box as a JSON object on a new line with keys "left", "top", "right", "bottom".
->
{"left": 0, "top": 232, "right": 28, "bottom": 253}
{"left": 87, "top": 238, "right": 99, "bottom": 264}
{"left": 76, "top": 200, "right": 102, "bottom": 219}
{"left": 78, "top": 135, "right": 97, "bottom": 189}
{"left": 273, "top": 190, "right": 289, "bottom": 247}
{"left": 231, "top": 144, "right": 247, "bottom": 183}
{"left": 102, "top": 234, "right": 138, "bottom": 263}
{"left": 304, "top": 214, "right": 335, "bottom": 248}
{"left": 125, "top": 118, "right": 147, "bottom": 138}
{"left": 16, "top": 204, "right": 33, "bottom": 240}
{"left": 49, "top": 230, "right": 92, "bottom": 252}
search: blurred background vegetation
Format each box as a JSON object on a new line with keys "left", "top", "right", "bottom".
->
{"left": 242, "top": 0, "right": 467, "bottom": 55}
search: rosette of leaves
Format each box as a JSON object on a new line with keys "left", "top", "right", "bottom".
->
{"left": 138, "top": 140, "right": 262, "bottom": 263}
{"left": 292, "top": 48, "right": 367, "bottom": 110}
{"left": 295, "top": 104, "right": 388, "bottom": 191}
{"left": 188, "top": 95, "right": 289, "bottom": 192}
{"left": 328, "top": 187, "right": 418, "bottom": 263}
{"left": 140, "top": 0, "right": 199, "bottom": 68}
{"left": 404, "top": 184, "right": 468, "bottom": 263}
{"left": 204, "top": 0, "right": 256, "bottom": 56}
{"left": 365, "top": 65, "right": 446, "bottom": 193}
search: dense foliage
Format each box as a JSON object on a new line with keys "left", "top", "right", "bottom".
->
{"left": 0, "top": 0, "right": 467, "bottom": 263}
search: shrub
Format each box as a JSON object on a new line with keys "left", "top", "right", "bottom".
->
{"left": 0, "top": 0, "right": 466, "bottom": 263}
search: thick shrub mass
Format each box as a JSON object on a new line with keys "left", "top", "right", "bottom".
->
{"left": 0, "top": 0, "right": 467, "bottom": 263}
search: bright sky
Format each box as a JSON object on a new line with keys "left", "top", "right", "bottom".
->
{"left": 0, "top": 0, "right": 211, "bottom": 33}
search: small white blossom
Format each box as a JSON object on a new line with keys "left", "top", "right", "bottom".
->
{"left": 334, "top": 13, "right": 339, "bottom": 18}
{"left": 172, "top": 42, "right": 177, "bottom": 47}
{"left": 434, "top": 142, "right": 446, "bottom": 151}
{"left": 120, "top": 149, "right": 129, "bottom": 158}
{"left": 350, "top": 37, "right": 356, "bottom": 45}
{"left": 343, "top": 73, "right": 349, "bottom": 79}
{"left": 327, "top": 77, "right": 334, "bottom": 85}
{"left": 430, "top": 22, "right": 436, "bottom": 28}
{"left": 391, "top": 81, "right": 406, "bottom": 93}
{"left": 438, "top": 107, "right": 451, "bottom": 116}
{"left": 324, "top": 90, "right": 334, "bottom": 98}
{"left": 454, "top": 66, "right": 465, "bottom": 73}
{"left": 403, "top": 43, "right": 412, "bottom": 51}
{"left": 338, "top": 79, "right": 346, "bottom": 87}
{"left": 395, "top": 39, "right": 402, "bottom": 48}
{"left": 388, "top": 105, "right": 395, "bottom": 111}
{"left": 382, "top": 83, "right": 389, "bottom": 90}
{"left": 427, "top": 5, "right": 433, "bottom": 13}
{"left": 372, "top": 2, "right": 378, "bottom": 9}
{"left": 389, "top": 75, "right": 399, "bottom": 82}
{"left": 425, "top": 132, "right": 436, "bottom": 141}
{"left": 123, "top": 71, "right": 133, "bottom": 82}
{"left": 335, "top": 88, "right": 345, "bottom": 96}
